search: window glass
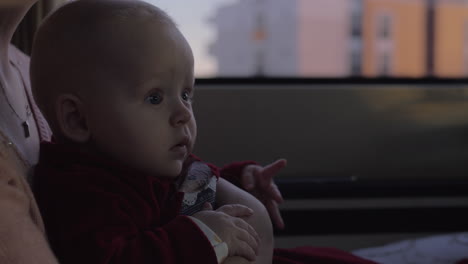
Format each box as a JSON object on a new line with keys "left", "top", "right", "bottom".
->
{"left": 145, "top": 0, "right": 468, "bottom": 78}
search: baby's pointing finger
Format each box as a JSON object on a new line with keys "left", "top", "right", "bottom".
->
{"left": 262, "top": 159, "right": 287, "bottom": 179}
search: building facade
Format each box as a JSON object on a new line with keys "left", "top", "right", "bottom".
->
{"left": 210, "top": 0, "right": 468, "bottom": 78}
{"left": 434, "top": 0, "right": 468, "bottom": 77}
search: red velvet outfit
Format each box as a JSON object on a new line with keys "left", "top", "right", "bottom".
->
{"left": 34, "top": 142, "right": 221, "bottom": 264}
{"left": 34, "top": 142, "right": 377, "bottom": 264}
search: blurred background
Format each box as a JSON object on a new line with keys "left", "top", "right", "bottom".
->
{"left": 15, "top": 0, "right": 468, "bottom": 79}
{"left": 146, "top": 0, "right": 468, "bottom": 78}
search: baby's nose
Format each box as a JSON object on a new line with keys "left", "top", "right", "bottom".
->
{"left": 170, "top": 102, "right": 191, "bottom": 126}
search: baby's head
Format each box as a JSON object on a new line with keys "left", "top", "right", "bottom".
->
{"left": 31, "top": 0, "right": 196, "bottom": 178}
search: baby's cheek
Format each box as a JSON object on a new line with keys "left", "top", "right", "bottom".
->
{"left": 189, "top": 121, "right": 197, "bottom": 149}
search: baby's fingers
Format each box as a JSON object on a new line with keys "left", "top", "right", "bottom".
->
{"left": 202, "top": 202, "right": 213, "bottom": 210}
{"left": 270, "top": 183, "right": 284, "bottom": 203}
{"left": 232, "top": 240, "right": 257, "bottom": 261}
{"left": 216, "top": 204, "right": 254, "bottom": 217}
{"left": 266, "top": 199, "right": 284, "bottom": 230}
{"left": 235, "top": 218, "right": 260, "bottom": 245}
{"left": 236, "top": 225, "right": 259, "bottom": 255}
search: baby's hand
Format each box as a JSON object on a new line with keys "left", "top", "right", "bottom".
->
{"left": 192, "top": 203, "right": 259, "bottom": 261}
{"left": 241, "top": 159, "right": 287, "bottom": 229}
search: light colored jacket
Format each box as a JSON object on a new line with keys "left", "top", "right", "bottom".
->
{"left": 0, "top": 44, "right": 57, "bottom": 264}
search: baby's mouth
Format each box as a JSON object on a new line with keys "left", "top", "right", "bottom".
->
{"left": 170, "top": 137, "right": 190, "bottom": 152}
{"left": 172, "top": 143, "right": 187, "bottom": 149}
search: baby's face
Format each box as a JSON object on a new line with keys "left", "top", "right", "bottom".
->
{"left": 85, "top": 20, "right": 196, "bottom": 178}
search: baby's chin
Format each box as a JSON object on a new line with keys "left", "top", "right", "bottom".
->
{"left": 150, "top": 163, "right": 184, "bottom": 179}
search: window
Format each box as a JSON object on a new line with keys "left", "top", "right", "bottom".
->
{"left": 378, "top": 14, "right": 391, "bottom": 39}
{"left": 351, "top": 0, "right": 362, "bottom": 38}
{"left": 378, "top": 52, "right": 391, "bottom": 76}
{"left": 350, "top": 0, "right": 363, "bottom": 76}
{"left": 145, "top": 0, "right": 468, "bottom": 78}
{"left": 374, "top": 13, "right": 393, "bottom": 76}
{"left": 350, "top": 41, "right": 362, "bottom": 75}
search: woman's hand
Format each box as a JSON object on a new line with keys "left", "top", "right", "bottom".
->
{"left": 240, "top": 159, "right": 287, "bottom": 229}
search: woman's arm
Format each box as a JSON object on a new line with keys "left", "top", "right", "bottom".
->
{"left": 216, "top": 178, "right": 274, "bottom": 264}
{"left": 0, "top": 209, "right": 59, "bottom": 264}
{"left": 220, "top": 160, "right": 286, "bottom": 230}
{"left": 0, "top": 145, "right": 58, "bottom": 264}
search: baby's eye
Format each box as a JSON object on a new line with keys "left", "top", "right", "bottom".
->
{"left": 182, "top": 90, "right": 192, "bottom": 102}
{"left": 145, "top": 92, "right": 163, "bottom": 105}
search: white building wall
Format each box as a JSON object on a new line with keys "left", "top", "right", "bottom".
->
{"left": 263, "top": 0, "right": 299, "bottom": 76}
{"left": 210, "top": 0, "right": 298, "bottom": 76}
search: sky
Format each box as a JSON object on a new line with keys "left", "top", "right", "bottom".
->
{"left": 142, "top": 0, "right": 239, "bottom": 77}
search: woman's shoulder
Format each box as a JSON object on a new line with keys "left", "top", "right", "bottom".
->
{"left": 0, "top": 130, "right": 45, "bottom": 233}
{"left": 0, "top": 130, "right": 30, "bottom": 212}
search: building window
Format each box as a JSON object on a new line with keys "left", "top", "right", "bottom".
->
{"left": 375, "top": 12, "right": 393, "bottom": 76}
{"left": 350, "top": 0, "right": 362, "bottom": 76}
{"left": 351, "top": 0, "right": 362, "bottom": 37}
{"left": 350, "top": 47, "right": 362, "bottom": 75}
{"left": 378, "top": 53, "right": 391, "bottom": 76}
{"left": 378, "top": 14, "right": 392, "bottom": 39}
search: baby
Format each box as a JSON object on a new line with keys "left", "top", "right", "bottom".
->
{"left": 30, "top": 0, "right": 275, "bottom": 263}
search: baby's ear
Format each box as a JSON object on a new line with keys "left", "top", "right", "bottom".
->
{"left": 56, "top": 94, "right": 90, "bottom": 143}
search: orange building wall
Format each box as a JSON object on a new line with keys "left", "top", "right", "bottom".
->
{"left": 434, "top": 2, "right": 468, "bottom": 77}
{"left": 362, "top": 0, "right": 427, "bottom": 77}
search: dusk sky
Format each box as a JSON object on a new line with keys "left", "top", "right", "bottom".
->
{"left": 143, "top": 1, "right": 238, "bottom": 77}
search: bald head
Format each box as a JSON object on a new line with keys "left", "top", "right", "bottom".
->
{"left": 30, "top": 0, "right": 177, "bottom": 135}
